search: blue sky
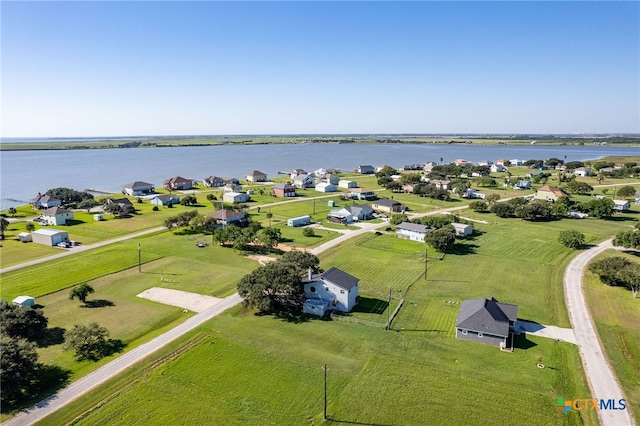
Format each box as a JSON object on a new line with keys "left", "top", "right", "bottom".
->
{"left": 2, "top": 1, "right": 639, "bottom": 137}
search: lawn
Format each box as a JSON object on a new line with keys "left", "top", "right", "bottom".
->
{"left": 37, "top": 306, "right": 597, "bottom": 425}
{"left": 583, "top": 249, "right": 640, "bottom": 425}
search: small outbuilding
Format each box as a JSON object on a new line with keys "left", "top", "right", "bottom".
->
{"left": 18, "top": 232, "right": 33, "bottom": 243}
{"left": 451, "top": 223, "right": 473, "bottom": 237}
{"left": 12, "top": 296, "right": 35, "bottom": 307}
{"left": 223, "top": 192, "right": 249, "bottom": 204}
{"left": 315, "top": 183, "right": 338, "bottom": 193}
{"left": 31, "top": 229, "right": 69, "bottom": 246}
{"left": 287, "top": 215, "right": 311, "bottom": 227}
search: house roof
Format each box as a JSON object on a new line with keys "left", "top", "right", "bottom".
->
{"left": 41, "top": 206, "right": 72, "bottom": 216}
{"left": 294, "top": 173, "right": 311, "bottom": 180}
{"left": 152, "top": 194, "right": 179, "bottom": 202}
{"left": 613, "top": 199, "right": 630, "bottom": 206}
{"left": 537, "top": 185, "right": 568, "bottom": 197}
{"left": 455, "top": 297, "right": 518, "bottom": 337}
{"left": 32, "top": 228, "right": 68, "bottom": 236}
{"left": 374, "top": 199, "right": 401, "bottom": 207}
{"left": 30, "top": 194, "right": 60, "bottom": 203}
{"left": 351, "top": 188, "right": 373, "bottom": 193}
{"left": 164, "top": 176, "right": 191, "bottom": 185}
{"left": 313, "top": 267, "right": 359, "bottom": 291}
{"left": 208, "top": 210, "right": 245, "bottom": 220}
{"left": 344, "top": 204, "right": 373, "bottom": 215}
{"left": 273, "top": 183, "right": 295, "bottom": 190}
{"left": 123, "top": 181, "right": 154, "bottom": 189}
{"left": 396, "top": 222, "right": 431, "bottom": 233}
{"left": 247, "top": 170, "right": 267, "bottom": 176}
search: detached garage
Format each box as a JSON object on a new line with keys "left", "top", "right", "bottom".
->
{"left": 31, "top": 229, "right": 69, "bottom": 246}
{"left": 13, "top": 296, "right": 35, "bottom": 307}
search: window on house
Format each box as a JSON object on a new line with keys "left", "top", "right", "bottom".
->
{"left": 461, "top": 329, "right": 468, "bottom": 335}
{"left": 340, "top": 290, "right": 345, "bottom": 294}
{"left": 310, "top": 286, "right": 316, "bottom": 293}
{"left": 478, "top": 332, "right": 483, "bottom": 338}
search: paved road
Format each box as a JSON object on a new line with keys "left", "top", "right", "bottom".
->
{"left": 564, "top": 239, "right": 634, "bottom": 426}
{"left": 0, "top": 227, "right": 166, "bottom": 274}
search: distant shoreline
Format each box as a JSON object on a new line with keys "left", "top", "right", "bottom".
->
{"left": 1, "top": 135, "right": 639, "bottom": 151}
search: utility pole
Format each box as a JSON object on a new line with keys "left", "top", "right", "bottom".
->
{"left": 424, "top": 249, "right": 427, "bottom": 281}
{"left": 386, "top": 285, "right": 392, "bottom": 330}
{"left": 313, "top": 197, "right": 316, "bottom": 215}
{"left": 323, "top": 363, "right": 328, "bottom": 420}
{"left": 138, "top": 243, "right": 141, "bottom": 272}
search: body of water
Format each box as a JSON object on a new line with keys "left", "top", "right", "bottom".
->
{"left": 1, "top": 143, "right": 638, "bottom": 210}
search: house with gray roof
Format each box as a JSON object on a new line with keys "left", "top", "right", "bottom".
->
{"left": 372, "top": 199, "right": 405, "bottom": 213}
{"left": 30, "top": 193, "right": 62, "bottom": 209}
{"left": 122, "top": 181, "right": 155, "bottom": 196}
{"left": 396, "top": 222, "right": 432, "bottom": 242}
{"left": 302, "top": 267, "right": 359, "bottom": 315}
{"left": 455, "top": 297, "right": 518, "bottom": 350}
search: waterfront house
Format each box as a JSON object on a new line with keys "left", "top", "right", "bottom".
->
{"left": 149, "top": 194, "right": 180, "bottom": 206}
{"left": 122, "top": 181, "right": 155, "bottom": 196}
{"left": 246, "top": 170, "right": 268, "bottom": 182}
{"left": 430, "top": 179, "right": 451, "bottom": 190}
{"left": 490, "top": 164, "right": 507, "bottom": 173}
{"left": 455, "top": 297, "right": 518, "bottom": 350}
{"left": 396, "top": 222, "right": 432, "bottom": 242}
{"left": 293, "top": 174, "right": 315, "bottom": 188}
{"left": 30, "top": 193, "right": 62, "bottom": 210}
{"left": 203, "top": 176, "right": 225, "bottom": 187}
{"left": 164, "top": 176, "right": 193, "bottom": 191}
{"left": 355, "top": 165, "right": 375, "bottom": 174}
{"left": 453, "top": 159, "right": 472, "bottom": 167}
{"left": 423, "top": 161, "right": 438, "bottom": 172}
{"left": 303, "top": 267, "right": 359, "bottom": 315}
{"left": 272, "top": 183, "right": 296, "bottom": 198}
{"left": 573, "top": 167, "right": 592, "bottom": 177}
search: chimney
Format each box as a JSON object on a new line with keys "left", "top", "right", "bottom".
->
{"left": 308, "top": 267, "right": 313, "bottom": 280}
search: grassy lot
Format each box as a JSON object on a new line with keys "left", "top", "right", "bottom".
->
{"left": 38, "top": 306, "right": 596, "bottom": 425}
{"left": 584, "top": 249, "right": 640, "bottom": 425}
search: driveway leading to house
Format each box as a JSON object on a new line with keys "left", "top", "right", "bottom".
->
{"left": 564, "top": 239, "right": 634, "bottom": 426}
{"left": 514, "top": 320, "right": 577, "bottom": 344}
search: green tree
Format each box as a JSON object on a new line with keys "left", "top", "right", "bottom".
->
{"left": 468, "top": 201, "right": 489, "bottom": 213}
{"left": 491, "top": 203, "right": 515, "bottom": 218}
{"left": 613, "top": 229, "right": 640, "bottom": 250}
{"left": 181, "top": 195, "right": 197, "bottom": 206}
{"left": 25, "top": 222, "right": 36, "bottom": 232}
{"left": 578, "top": 198, "right": 615, "bottom": 218}
{"left": 485, "top": 193, "right": 500, "bottom": 206}
{"left": 564, "top": 180, "right": 593, "bottom": 195}
{"left": 0, "top": 334, "right": 39, "bottom": 405}
{"left": 558, "top": 230, "right": 585, "bottom": 249}
{"left": 390, "top": 214, "right": 409, "bottom": 225}
{"left": 63, "top": 323, "right": 110, "bottom": 361}
{"left": 616, "top": 185, "right": 636, "bottom": 198}
{"left": 69, "top": 283, "right": 95, "bottom": 304}
{"left": 258, "top": 227, "right": 282, "bottom": 252}
{"left": 424, "top": 227, "right": 456, "bottom": 253}
{"left": 237, "top": 261, "right": 304, "bottom": 313}
{"left": 8, "top": 207, "right": 17, "bottom": 217}
{"left": 0, "top": 300, "right": 48, "bottom": 341}
{"left": 280, "top": 251, "right": 321, "bottom": 275}
{"left": 0, "top": 217, "right": 9, "bottom": 240}
{"left": 589, "top": 257, "right": 640, "bottom": 297}
{"left": 476, "top": 177, "right": 497, "bottom": 187}
{"left": 302, "top": 227, "right": 316, "bottom": 237}
{"left": 77, "top": 199, "right": 98, "bottom": 212}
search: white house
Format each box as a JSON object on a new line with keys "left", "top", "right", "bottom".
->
{"left": 149, "top": 194, "right": 181, "bottom": 206}
{"left": 30, "top": 193, "right": 62, "bottom": 209}
{"left": 12, "top": 296, "right": 35, "bottom": 307}
{"left": 338, "top": 180, "right": 357, "bottom": 189}
{"left": 315, "top": 183, "right": 338, "bottom": 193}
{"left": 31, "top": 229, "right": 69, "bottom": 246}
{"left": 223, "top": 192, "right": 249, "bottom": 203}
{"left": 452, "top": 223, "right": 473, "bottom": 237}
{"left": 39, "top": 207, "right": 74, "bottom": 226}
{"left": 293, "top": 174, "right": 315, "bottom": 188}
{"left": 613, "top": 199, "right": 631, "bottom": 212}
{"left": 303, "top": 267, "right": 359, "bottom": 315}
{"left": 491, "top": 164, "right": 507, "bottom": 173}
{"left": 203, "top": 176, "right": 225, "bottom": 187}
{"left": 396, "top": 222, "right": 432, "bottom": 242}
{"left": 510, "top": 159, "right": 524, "bottom": 166}
{"left": 122, "top": 181, "right": 155, "bottom": 196}
{"left": 573, "top": 167, "right": 592, "bottom": 177}
{"left": 246, "top": 170, "right": 268, "bottom": 182}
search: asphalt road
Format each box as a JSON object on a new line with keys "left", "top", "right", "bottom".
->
{"left": 563, "top": 239, "right": 634, "bottom": 426}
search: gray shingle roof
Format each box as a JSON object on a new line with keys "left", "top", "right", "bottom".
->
{"left": 319, "top": 267, "right": 359, "bottom": 291}
{"left": 396, "top": 222, "right": 431, "bottom": 233}
{"left": 455, "top": 297, "right": 517, "bottom": 337}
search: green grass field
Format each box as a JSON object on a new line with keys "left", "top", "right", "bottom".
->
{"left": 584, "top": 249, "right": 640, "bottom": 424}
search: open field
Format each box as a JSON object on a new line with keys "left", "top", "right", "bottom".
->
{"left": 584, "top": 249, "right": 640, "bottom": 425}
{"left": 37, "top": 306, "right": 596, "bottom": 425}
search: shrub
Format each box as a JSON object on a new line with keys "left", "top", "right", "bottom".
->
{"left": 558, "top": 230, "right": 585, "bottom": 249}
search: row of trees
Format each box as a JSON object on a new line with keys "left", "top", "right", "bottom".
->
{"left": 212, "top": 223, "right": 282, "bottom": 252}
{"left": 589, "top": 256, "right": 640, "bottom": 298}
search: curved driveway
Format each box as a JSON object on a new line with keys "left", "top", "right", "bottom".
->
{"left": 564, "top": 239, "right": 633, "bottom": 426}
